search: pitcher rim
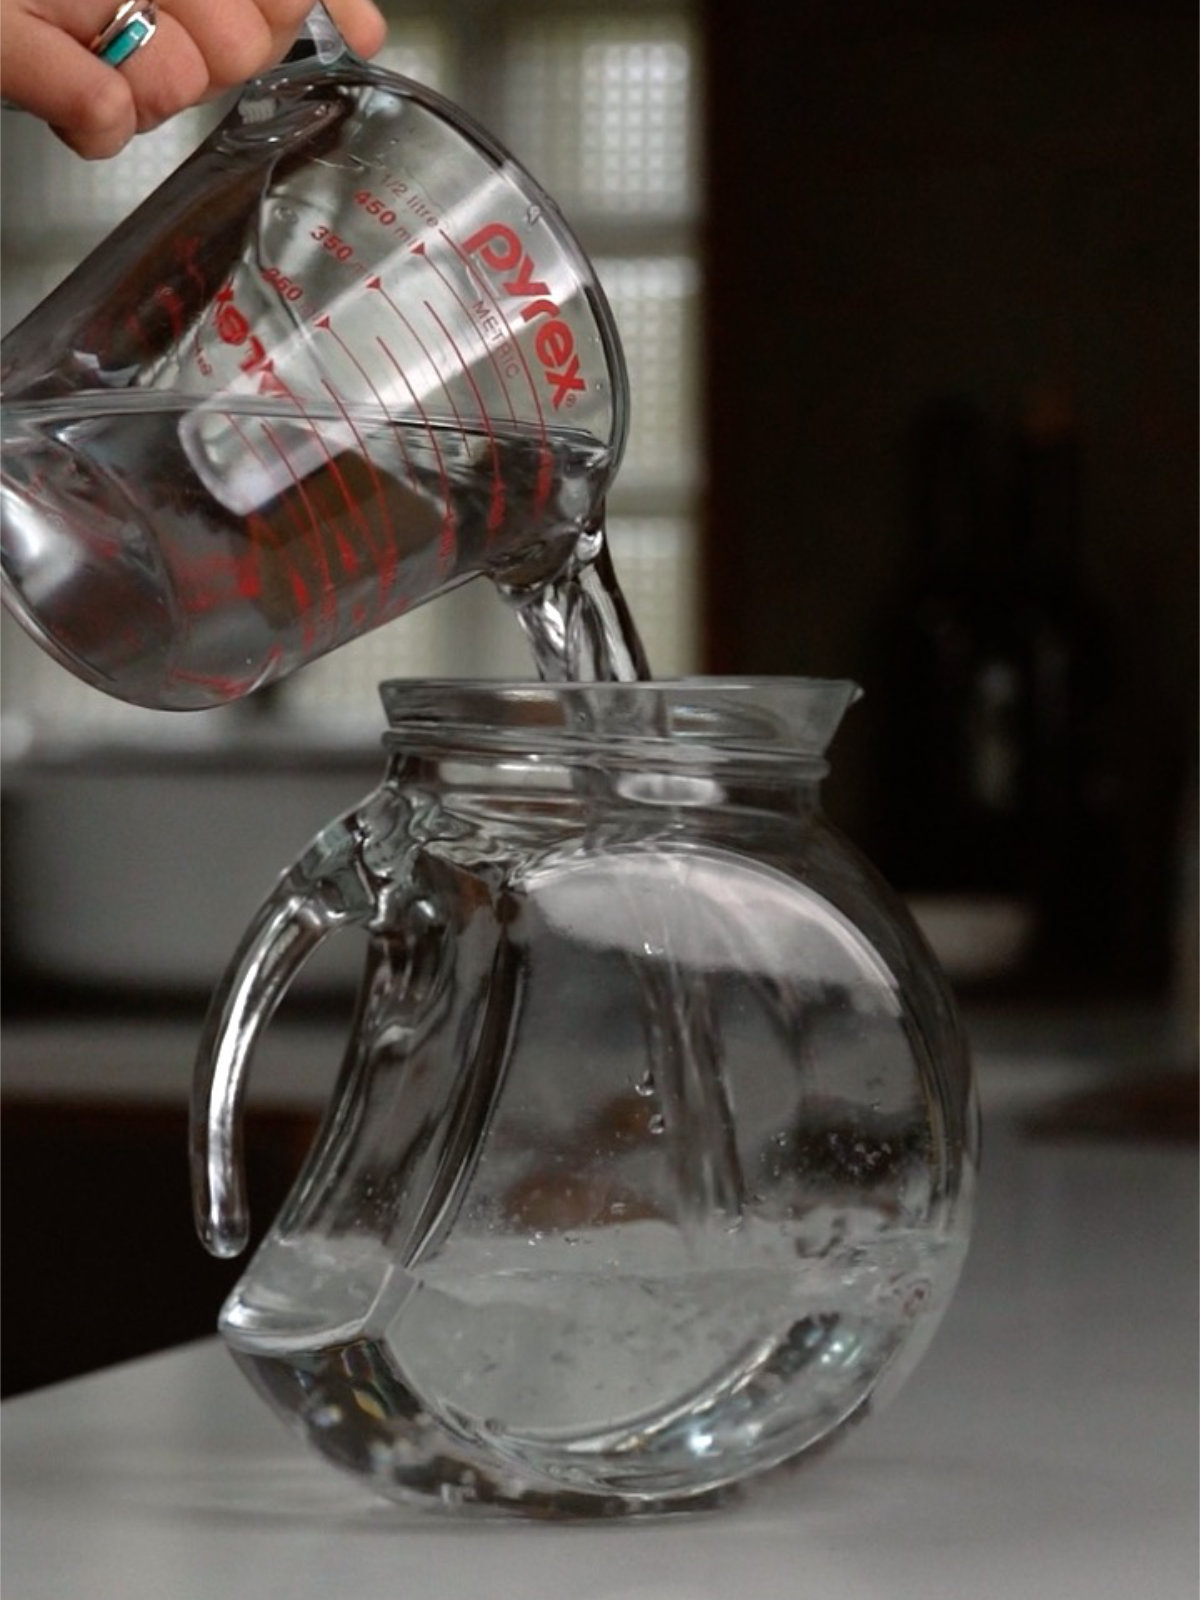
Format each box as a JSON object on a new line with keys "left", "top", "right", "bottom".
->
{"left": 378, "top": 677, "right": 862, "bottom": 765}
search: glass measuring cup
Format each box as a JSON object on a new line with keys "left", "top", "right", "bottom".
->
{"left": 0, "top": 9, "right": 628, "bottom": 710}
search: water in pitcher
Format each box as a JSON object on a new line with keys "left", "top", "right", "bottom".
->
{"left": 1, "top": 392, "right": 647, "bottom": 707}
{"left": 226, "top": 1213, "right": 963, "bottom": 1510}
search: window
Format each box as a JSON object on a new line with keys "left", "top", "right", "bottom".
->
{"left": 0, "top": 2, "right": 704, "bottom": 743}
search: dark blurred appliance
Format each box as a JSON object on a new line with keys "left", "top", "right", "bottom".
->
{"left": 872, "top": 391, "right": 1121, "bottom": 990}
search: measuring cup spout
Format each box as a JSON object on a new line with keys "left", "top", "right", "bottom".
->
{"left": 291, "top": 5, "right": 351, "bottom": 67}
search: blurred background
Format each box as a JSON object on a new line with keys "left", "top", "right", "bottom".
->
{"left": 2, "top": 0, "right": 1195, "bottom": 1393}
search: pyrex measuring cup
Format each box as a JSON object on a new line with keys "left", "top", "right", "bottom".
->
{"left": 0, "top": 9, "right": 628, "bottom": 710}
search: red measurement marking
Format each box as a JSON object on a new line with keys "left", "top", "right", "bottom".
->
{"left": 353, "top": 190, "right": 399, "bottom": 228}
{"left": 313, "top": 315, "right": 405, "bottom": 599}
{"left": 312, "top": 372, "right": 418, "bottom": 607}
{"left": 124, "top": 313, "right": 153, "bottom": 354}
{"left": 312, "top": 225, "right": 355, "bottom": 264}
{"left": 153, "top": 284, "right": 186, "bottom": 341}
{"left": 417, "top": 237, "right": 519, "bottom": 426}
{"left": 235, "top": 547, "right": 261, "bottom": 600}
{"left": 440, "top": 231, "right": 554, "bottom": 519}
{"left": 214, "top": 285, "right": 251, "bottom": 345}
{"left": 258, "top": 416, "right": 338, "bottom": 632}
{"left": 174, "top": 233, "right": 208, "bottom": 300}
{"left": 222, "top": 409, "right": 305, "bottom": 532}
{"left": 209, "top": 286, "right": 288, "bottom": 395}
{"left": 209, "top": 288, "right": 384, "bottom": 608}
{"left": 173, "top": 548, "right": 247, "bottom": 616}
{"left": 273, "top": 372, "right": 379, "bottom": 589}
{"left": 261, "top": 265, "right": 304, "bottom": 303}
{"left": 247, "top": 511, "right": 317, "bottom": 655}
{"left": 374, "top": 331, "right": 456, "bottom": 572}
{"left": 425, "top": 302, "right": 506, "bottom": 543}
{"left": 209, "top": 302, "right": 380, "bottom": 638}
{"left": 370, "top": 276, "right": 461, "bottom": 572}
{"left": 213, "top": 403, "right": 324, "bottom": 650}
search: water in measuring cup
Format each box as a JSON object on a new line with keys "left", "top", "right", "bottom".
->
{"left": 1, "top": 392, "right": 647, "bottom": 708}
{"left": 222, "top": 1213, "right": 963, "bottom": 1511}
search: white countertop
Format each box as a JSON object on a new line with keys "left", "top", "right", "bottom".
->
{"left": 3, "top": 1102, "right": 1196, "bottom": 1600}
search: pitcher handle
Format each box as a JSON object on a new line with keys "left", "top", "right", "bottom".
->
{"left": 190, "top": 811, "right": 381, "bottom": 1259}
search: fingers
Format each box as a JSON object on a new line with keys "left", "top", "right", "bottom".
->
{"left": 151, "top": 0, "right": 388, "bottom": 91}
{"left": 321, "top": 0, "right": 388, "bottom": 62}
{"left": 153, "top": 0, "right": 304, "bottom": 90}
{"left": 117, "top": 10, "right": 212, "bottom": 133}
{"left": 0, "top": 8, "right": 138, "bottom": 158}
{"left": 0, "top": 0, "right": 389, "bottom": 160}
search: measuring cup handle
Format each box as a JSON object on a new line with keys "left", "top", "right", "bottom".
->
{"left": 189, "top": 810, "right": 380, "bottom": 1259}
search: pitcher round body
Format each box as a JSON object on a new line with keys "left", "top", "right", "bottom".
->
{"left": 192, "top": 679, "right": 978, "bottom": 1515}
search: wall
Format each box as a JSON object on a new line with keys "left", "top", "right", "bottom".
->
{"left": 702, "top": 0, "right": 1196, "bottom": 993}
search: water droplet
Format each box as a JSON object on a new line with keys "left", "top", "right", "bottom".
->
{"left": 648, "top": 1113, "right": 665, "bottom": 1135}
{"left": 634, "top": 1072, "right": 655, "bottom": 1098}
{"left": 526, "top": 203, "right": 542, "bottom": 224}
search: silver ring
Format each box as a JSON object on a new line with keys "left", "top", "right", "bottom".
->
{"left": 90, "top": 1, "right": 158, "bottom": 68}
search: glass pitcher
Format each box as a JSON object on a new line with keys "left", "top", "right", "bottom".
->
{"left": 191, "top": 678, "right": 977, "bottom": 1516}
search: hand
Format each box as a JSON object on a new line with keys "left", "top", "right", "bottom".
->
{"left": 0, "top": 0, "right": 388, "bottom": 159}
